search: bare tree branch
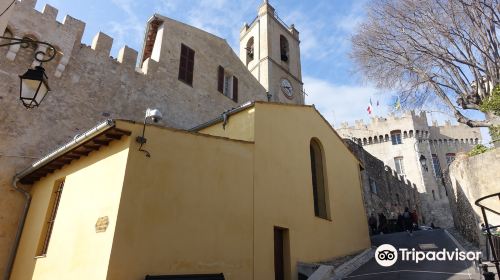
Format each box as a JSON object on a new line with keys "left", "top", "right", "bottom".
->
{"left": 351, "top": 0, "right": 500, "bottom": 127}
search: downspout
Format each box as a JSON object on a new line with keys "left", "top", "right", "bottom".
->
{"left": 3, "top": 119, "right": 116, "bottom": 280}
{"left": 3, "top": 177, "right": 31, "bottom": 280}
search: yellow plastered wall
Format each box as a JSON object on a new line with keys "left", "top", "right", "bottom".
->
{"left": 251, "top": 103, "right": 370, "bottom": 279}
{"left": 105, "top": 122, "right": 255, "bottom": 280}
{"left": 199, "top": 107, "right": 256, "bottom": 142}
{"left": 196, "top": 102, "right": 370, "bottom": 279}
{"left": 10, "top": 137, "right": 131, "bottom": 280}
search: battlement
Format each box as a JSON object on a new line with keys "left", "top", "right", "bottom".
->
{"left": 4, "top": 0, "right": 155, "bottom": 79}
{"left": 339, "top": 110, "right": 429, "bottom": 131}
{"left": 338, "top": 109, "right": 482, "bottom": 147}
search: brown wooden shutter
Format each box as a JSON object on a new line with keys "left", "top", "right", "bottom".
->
{"left": 232, "top": 76, "right": 238, "bottom": 102}
{"left": 178, "top": 44, "right": 195, "bottom": 86}
{"left": 217, "top": 66, "right": 224, "bottom": 93}
{"left": 187, "top": 47, "right": 195, "bottom": 85}
{"left": 178, "top": 44, "right": 187, "bottom": 82}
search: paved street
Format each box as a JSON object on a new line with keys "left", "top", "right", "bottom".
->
{"left": 346, "top": 229, "right": 482, "bottom": 280}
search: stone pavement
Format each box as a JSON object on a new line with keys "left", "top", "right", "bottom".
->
{"left": 345, "top": 229, "right": 482, "bottom": 280}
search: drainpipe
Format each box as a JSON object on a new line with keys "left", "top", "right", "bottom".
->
{"left": 3, "top": 176, "right": 31, "bottom": 280}
{"left": 2, "top": 119, "right": 116, "bottom": 280}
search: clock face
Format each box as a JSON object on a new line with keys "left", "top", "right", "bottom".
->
{"left": 280, "top": 79, "right": 293, "bottom": 99}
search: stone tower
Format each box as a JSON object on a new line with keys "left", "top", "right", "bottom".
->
{"left": 239, "top": 0, "right": 304, "bottom": 104}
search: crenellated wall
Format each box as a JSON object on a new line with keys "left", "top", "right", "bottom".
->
{"left": 344, "top": 139, "right": 422, "bottom": 229}
{"left": 0, "top": 0, "right": 274, "bottom": 275}
{"left": 339, "top": 111, "right": 481, "bottom": 148}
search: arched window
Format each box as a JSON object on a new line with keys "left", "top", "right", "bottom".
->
{"left": 280, "top": 35, "right": 289, "bottom": 62}
{"left": 310, "top": 138, "right": 329, "bottom": 219}
{"left": 363, "top": 138, "right": 367, "bottom": 145}
{"left": 368, "top": 137, "right": 373, "bottom": 144}
{"left": 409, "top": 130, "right": 414, "bottom": 137}
{"left": 246, "top": 37, "right": 254, "bottom": 65}
{"left": 403, "top": 131, "right": 408, "bottom": 138}
{"left": 385, "top": 134, "right": 389, "bottom": 141}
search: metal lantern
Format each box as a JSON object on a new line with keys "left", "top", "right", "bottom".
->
{"left": 1, "top": 36, "right": 56, "bottom": 108}
{"left": 19, "top": 66, "right": 50, "bottom": 109}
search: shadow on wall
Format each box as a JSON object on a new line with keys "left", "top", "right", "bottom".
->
{"left": 446, "top": 175, "right": 482, "bottom": 245}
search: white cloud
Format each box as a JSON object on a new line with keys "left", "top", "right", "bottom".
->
{"left": 304, "top": 76, "right": 388, "bottom": 127}
{"left": 107, "top": 0, "right": 146, "bottom": 55}
{"left": 283, "top": 1, "right": 366, "bottom": 61}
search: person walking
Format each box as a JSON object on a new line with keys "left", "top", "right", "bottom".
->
{"left": 403, "top": 207, "right": 413, "bottom": 236}
{"left": 368, "top": 213, "right": 378, "bottom": 235}
{"left": 378, "top": 213, "right": 387, "bottom": 234}
{"left": 411, "top": 209, "right": 418, "bottom": 230}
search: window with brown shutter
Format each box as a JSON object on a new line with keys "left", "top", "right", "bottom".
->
{"left": 232, "top": 76, "right": 238, "bottom": 102}
{"left": 37, "top": 179, "right": 65, "bottom": 256}
{"left": 218, "top": 66, "right": 224, "bottom": 93}
{"left": 178, "top": 44, "right": 195, "bottom": 86}
{"left": 217, "top": 67, "right": 238, "bottom": 103}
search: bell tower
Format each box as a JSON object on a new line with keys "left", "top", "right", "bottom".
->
{"left": 239, "top": 0, "right": 304, "bottom": 104}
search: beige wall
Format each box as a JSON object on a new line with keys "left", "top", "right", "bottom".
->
{"left": 11, "top": 137, "right": 131, "bottom": 280}
{"left": 251, "top": 103, "right": 369, "bottom": 279}
{"left": 448, "top": 149, "right": 500, "bottom": 244}
{"left": 200, "top": 107, "right": 256, "bottom": 142}
{"left": 106, "top": 122, "right": 255, "bottom": 280}
{"left": 0, "top": 0, "right": 15, "bottom": 34}
{"left": 201, "top": 102, "right": 370, "bottom": 279}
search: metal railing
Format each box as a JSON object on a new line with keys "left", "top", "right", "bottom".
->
{"left": 475, "top": 192, "right": 500, "bottom": 278}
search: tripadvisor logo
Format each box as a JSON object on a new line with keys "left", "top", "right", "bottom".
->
{"left": 375, "top": 244, "right": 481, "bottom": 267}
{"left": 375, "top": 244, "right": 398, "bottom": 267}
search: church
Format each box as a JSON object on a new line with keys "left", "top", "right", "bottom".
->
{"left": 1, "top": 1, "right": 370, "bottom": 279}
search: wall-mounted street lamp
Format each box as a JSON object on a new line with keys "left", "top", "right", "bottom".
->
{"left": 414, "top": 140, "right": 429, "bottom": 171}
{"left": 0, "top": 36, "right": 56, "bottom": 108}
{"left": 419, "top": 154, "right": 428, "bottom": 171}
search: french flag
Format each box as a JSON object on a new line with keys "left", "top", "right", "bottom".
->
{"left": 367, "top": 98, "right": 373, "bottom": 115}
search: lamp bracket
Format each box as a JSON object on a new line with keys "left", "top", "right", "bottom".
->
{"left": 0, "top": 36, "right": 57, "bottom": 63}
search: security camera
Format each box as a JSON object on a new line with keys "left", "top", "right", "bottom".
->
{"left": 145, "top": 108, "right": 162, "bottom": 123}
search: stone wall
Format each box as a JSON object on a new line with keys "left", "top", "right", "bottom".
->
{"left": 447, "top": 148, "right": 500, "bottom": 246}
{"left": 344, "top": 140, "right": 422, "bottom": 231}
{"left": 0, "top": 0, "right": 15, "bottom": 34}
{"left": 0, "top": 0, "right": 299, "bottom": 275}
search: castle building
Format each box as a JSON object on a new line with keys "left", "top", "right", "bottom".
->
{"left": 9, "top": 102, "right": 370, "bottom": 280}
{"left": 0, "top": 0, "right": 306, "bottom": 277}
{"left": 337, "top": 111, "right": 482, "bottom": 227}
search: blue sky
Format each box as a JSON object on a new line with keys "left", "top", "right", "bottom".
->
{"left": 33, "top": 0, "right": 490, "bottom": 141}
